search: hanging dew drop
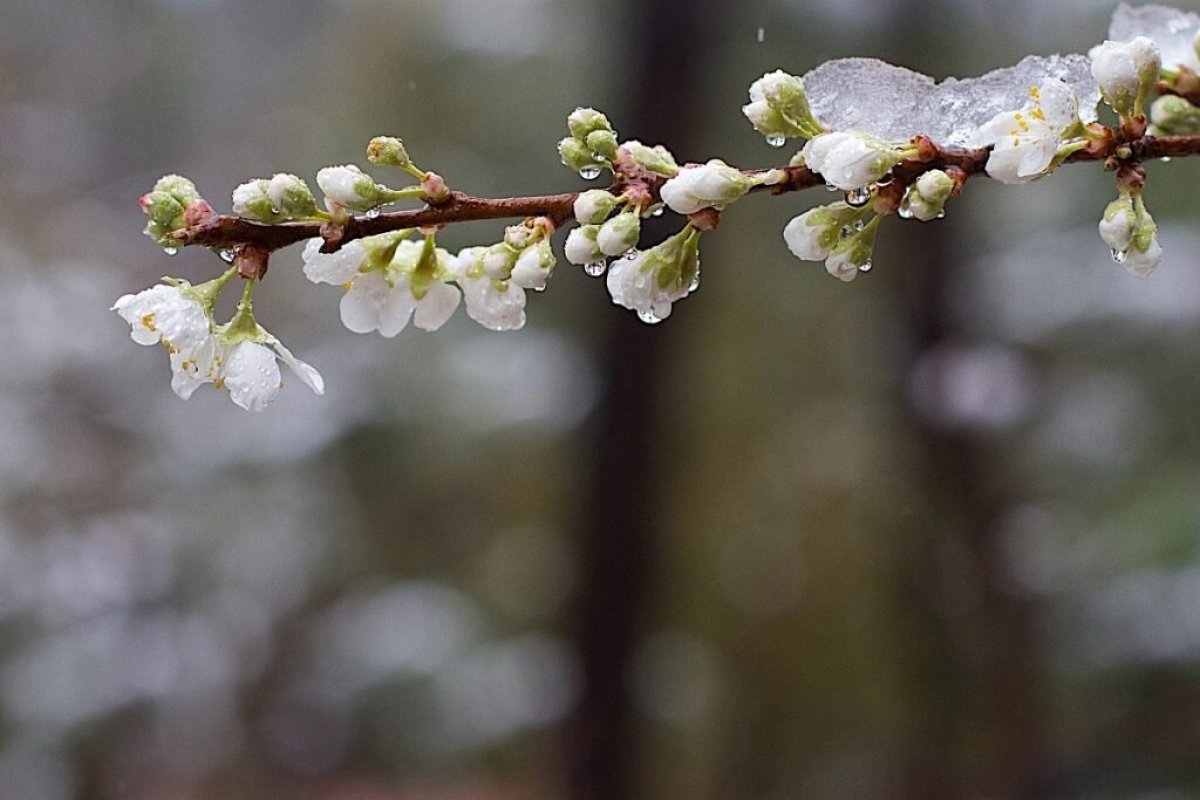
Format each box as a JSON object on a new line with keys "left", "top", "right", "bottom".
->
{"left": 897, "top": 204, "right": 914, "bottom": 220}
{"left": 637, "top": 309, "right": 663, "bottom": 324}
{"left": 584, "top": 260, "right": 607, "bottom": 277}
{"left": 651, "top": 206, "right": 664, "bottom": 217}
{"left": 365, "top": 207, "right": 382, "bottom": 219}
{"left": 825, "top": 184, "right": 840, "bottom": 193}
{"left": 845, "top": 187, "right": 871, "bottom": 207}
{"left": 579, "top": 165, "right": 602, "bottom": 180}
{"left": 1161, "top": 156, "right": 1172, "bottom": 163}
{"left": 858, "top": 260, "right": 873, "bottom": 273}
{"left": 766, "top": 135, "right": 787, "bottom": 148}
{"left": 935, "top": 210, "right": 946, "bottom": 220}
{"left": 163, "top": 246, "right": 179, "bottom": 256}
{"left": 219, "top": 249, "right": 235, "bottom": 263}
{"left": 1111, "top": 248, "right": 1127, "bottom": 264}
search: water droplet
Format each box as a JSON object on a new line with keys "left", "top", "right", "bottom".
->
{"left": 592, "top": 153, "right": 607, "bottom": 163}
{"left": 1161, "top": 156, "right": 1172, "bottom": 163}
{"left": 825, "top": 183, "right": 840, "bottom": 193}
{"left": 219, "top": 249, "right": 235, "bottom": 263}
{"left": 651, "top": 206, "right": 664, "bottom": 217}
{"left": 840, "top": 225, "right": 853, "bottom": 238}
{"left": 637, "top": 309, "right": 663, "bottom": 324}
{"left": 163, "top": 246, "right": 179, "bottom": 256}
{"left": 689, "top": 272, "right": 701, "bottom": 292}
{"left": 584, "top": 260, "right": 607, "bottom": 277}
{"left": 624, "top": 249, "right": 640, "bottom": 261}
{"left": 897, "top": 203, "right": 914, "bottom": 220}
{"left": 766, "top": 135, "right": 787, "bottom": 148}
{"left": 1111, "top": 248, "right": 1128, "bottom": 264}
{"left": 365, "top": 207, "right": 381, "bottom": 219}
{"left": 533, "top": 285, "right": 546, "bottom": 293}
{"left": 853, "top": 220, "right": 865, "bottom": 232}
{"left": 935, "top": 210, "right": 946, "bottom": 220}
{"left": 858, "top": 260, "right": 873, "bottom": 273}
{"left": 578, "top": 165, "right": 602, "bottom": 180}
{"left": 845, "top": 186, "right": 871, "bottom": 207}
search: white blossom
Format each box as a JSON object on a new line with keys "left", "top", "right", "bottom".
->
{"left": 1098, "top": 201, "right": 1135, "bottom": 253}
{"left": 112, "top": 282, "right": 220, "bottom": 399}
{"left": 452, "top": 248, "right": 527, "bottom": 331}
{"left": 606, "top": 227, "right": 701, "bottom": 323}
{"left": 801, "top": 132, "right": 902, "bottom": 191}
{"left": 218, "top": 337, "right": 324, "bottom": 413}
{"left": 337, "top": 240, "right": 461, "bottom": 336}
{"left": 316, "top": 164, "right": 397, "bottom": 213}
{"left": 660, "top": 159, "right": 754, "bottom": 214}
{"left": 973, "top": 79, "right": 1082, "bottom": 184}
{"left": 301, "top": 238, "right": 365, "bottom": 286}
{"left": 231, "top": 179, "right": 272, "bottom": 220}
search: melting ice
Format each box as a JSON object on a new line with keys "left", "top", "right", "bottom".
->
{"left": 802, "top": 54, "right": 1101, "bottom": 147}
{"left": 1108, "top": 2, "right": 1200, "bottom": 71}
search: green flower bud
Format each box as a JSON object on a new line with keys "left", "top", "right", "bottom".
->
{"left": 585, "top": 129, "right": 619, "bottom": 161}
{"left": 152, "top": 175, "right": 201, "bottom": 208}
{"left": 1149, "top": 94, "right": 1200, "bottom": 134}
{"left": 559, "top": 137, "right": 598, "bottom": 172}
{"left": 597, "top": 212, "right": 641, "bottom": 256}
{"left": 367, "top": 136, "right": 412, "bottom": 168}
{"left": 620, "top": 140, "right": 679, "bottom": 176}
{"left": 904, "top": 169, "right": 955, "bottom": 222}
{"left": 567, "top": 107, "right": 614, "bottom": 140}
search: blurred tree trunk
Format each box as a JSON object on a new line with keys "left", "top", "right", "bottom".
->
{"left": 877, "top": 4, "right": 1050, "bottom": 798}
{"left": 564, "top": 1, "right": 711, "bottom": 798}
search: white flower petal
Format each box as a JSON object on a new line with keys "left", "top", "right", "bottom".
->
{"left": 412, "top": 281, "right": 461, "bottom": 331}
{"left": 222, "top": 341, "right": 281, "bottom": 412}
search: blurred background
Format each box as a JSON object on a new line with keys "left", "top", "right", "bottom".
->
{"left": 2, "top": 0, "right": 1199, "bottom": 797}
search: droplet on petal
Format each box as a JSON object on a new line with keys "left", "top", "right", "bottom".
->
{"left": 637, "top": 309, "right": 664, "bottom": 324}
{"left": 365, "top": 207, "right": 382, "bottom": 219}
{"left": 163, "top": 247, "right": 179, "bottom": 256}
{"left": 1111, "top": 248, "right": 1128, "bottom": 264}
{"left": 584, "top": 260, "right": 607, "bottom": 277}
{"left": 897, "top": 203, "right": 914, "bottom": 220}
{"left": 578, "top": 165, "right": 603, "bottom": 180}
{"left": 766, "top": 134, "right": 787, "bottom": 148}
{"left": 858, "top": 260, "right": 873, "bottom": 272}
{"left": 219, "top": 249, "right": 235, "bottom": 263}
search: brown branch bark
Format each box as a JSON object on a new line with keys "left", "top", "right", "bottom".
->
{"left": 164, "top": 133, "right": 1200, "bottom": 263}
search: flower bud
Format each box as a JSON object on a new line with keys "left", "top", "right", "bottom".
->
{"left": 510, "top": 240, "right": 556, "bottom": 291}
{"left": 1149, "top": 95, "right": 1200, "bottom": 134}
{"left": 660, "top": 159, "right": 754, "bottom": 215}
{"left": 316, "top": 164, "right": 401, "bottom": 212}
{"left": 1089, "top": 37, "right": 1160, "bottom": 117}
{"left": 606, "top": 225, "right": 702, "bottom": 323}
{"left": 904, "top": 169, "right": 955, "bottom": 222}
{"left": 597, "top": 212, "right": 641, "bottom": 256}
{"left": 558, "top": 137, "right": 596, "bottom": 172}
{"left": 232, "top": 179, "right": 280, "bottom": 223}
{"left": 782, "top": 202, "right": 861, "bottom": 262}
{"left": 574, "top": 190, "right": 619, "bottom": 225}
{"left": 742, "top": 70, "right": 823, "bottom": 140}
{"left": 1098, "top": 196, "right": 1135, "bottom": 252}
{"left": 567, "top": 107, "right": 614, "bottom": 140}
{"left": 265, "top": 173, "right": 317, "bottom": 219}
{"left": 367, "top": 136, "right": 412, "bottom": 169}
{"left": 153, "top": 175, "right": 202, "bottom": 207}
{"left": 565, "top": 225, "right": 604, "bottom": 265}
{"left": 802, "top": 132, "right": 903, "bottom": 191}
{"left": 585, "top": 129, "right": 619, "bottom": 161}
{"left": 619, "top": 140, "right": 679, "bottom": 176}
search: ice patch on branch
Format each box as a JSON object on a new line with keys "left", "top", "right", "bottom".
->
{"left": 1109, "top": 3, "right": 1200, "bottom": 71}
{"left": 802, "top": 55, "right": 1100, "bottom": 147}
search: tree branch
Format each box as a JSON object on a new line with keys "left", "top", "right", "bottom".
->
{"left": 166, "top": 132, "right": 1200, "bottom": 262}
